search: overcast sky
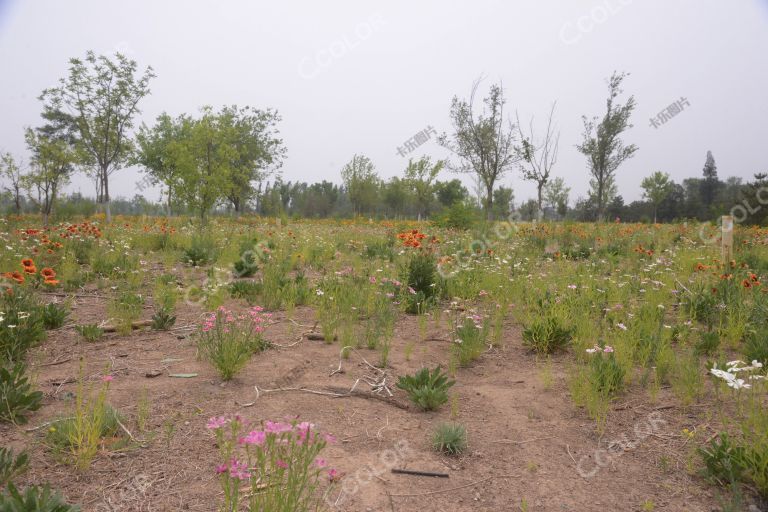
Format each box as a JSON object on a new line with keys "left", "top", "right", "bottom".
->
{"left": 1, "top": 0, "right": 767, "bottom": 205}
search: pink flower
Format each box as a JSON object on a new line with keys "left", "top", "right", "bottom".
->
{"left": 276, "top": 459, "right": 289, "bottom": 469}
{"left": 328, "top": 468, "right": 340, "bottom": 481}
{"left": 240, "top": 430, "right": 266, "bottom": 446}
{"left": 315, "top": 458, "right": 328, "bottom": 468}
{"left": 323, "top": 433, "right": 336, "bottom": 444}
{"left": 229, "top": 459, "right": 250, "bottom": 480}
{"left": 265, "top": 420, "right": 293, "bottom": 434}
{"left": 603, "top": 346, "right": 614, "bottom": 353}
{"left": 369, "top": 276, "right": 377, "bottom": 284}
{"left": 207, "top": 416, "right": 230, "bottom": 430}
{"left": 408, "top": 287, "right": 416, "bottom": 295}
{"left": 102, "top": 375, "right": 114, "bottom": 382}
{"left": 215, "top": 464, "right": 228, "bottom": 474}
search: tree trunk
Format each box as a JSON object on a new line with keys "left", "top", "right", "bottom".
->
{"left": 537, "top": 183, "right": 544, "bottom": 221}
{"left": 103, "top": 169, "right": 112, "bottom": 223}
{"left": 486, "top": 183, "right": 494, "bottom": 221}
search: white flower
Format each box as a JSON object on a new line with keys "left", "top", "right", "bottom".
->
{"left": 315, "top": 289, "right": 324, "bottom": 296}
{"left": 616, "top": 323, "right": 627, "bottom": 331}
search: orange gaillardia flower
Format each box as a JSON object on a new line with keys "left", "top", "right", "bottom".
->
{"left": 41, "top": 268, "right": 56, "bottom": 279}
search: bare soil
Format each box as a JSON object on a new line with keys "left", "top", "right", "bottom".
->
{"left": 2, "top": 289, "right": 729, "bottom": 512}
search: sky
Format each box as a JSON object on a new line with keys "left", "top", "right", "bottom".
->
{"left": 0, "top": 0, "right": 767, "bottom": 206}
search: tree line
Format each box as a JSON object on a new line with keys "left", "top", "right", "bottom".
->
{"left": 0, "top": 51, "right": 765, "bottom": 226}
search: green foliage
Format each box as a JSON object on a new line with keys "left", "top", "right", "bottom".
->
{"left": 522, "top": 316, "right": 573, "bottom": 354}
{"left": 694, "top": 330, "right": 720, "bottom": 357}
{"left": 432, "top": 422, "right": 467, "bottom": 455}
{"left": 396, "top": 366, "right": 455, "bottom": 411}
{"left": 587, "top": 350, "right": 625, "bottom": 396}
{"left": 743, "top": 328, "right": 768, "bottom": 365}
{"left": 74, "top": 324, "right": 103, "bottom": 342}
{"left": 0, "top": 288, "right": 46, "bottom": 364}
{"left": 150, "top": 308, "right": 176, "bottom": 330}
{"left": 699, "top": 433, "right": 746, "bottom": 486}
{"left": 0, "top": 363, "right": 43, "bottom": 424}
{"left": 196, "top": 307, "right": 270, "bottom": 380}
{"left": 0, "top": 448, "right": 28, "bottom": 489}
{"left": 453, "top": 316, "right": 488, "bottom": 366}
{"left": 403, "top": 252, "right": 439, "bottom": 314}
{"left": 433, "top": 201, "right": 477, "bottom": 230}
{"left": 108, "top": 291, "right": 144, "bottom": 335}
{"left": 41, "top": 303, "right": 69, "bottom": 330}
{"left": 229, "top": 280, "right": 262, "bottom": 304}
{"left": 0, "top": 484, "right": 80, "bottom": 512}
{"left": 182, "top": 235, "right": 218, "bottom": 266}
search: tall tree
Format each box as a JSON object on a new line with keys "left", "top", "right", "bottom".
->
{"left": 576, "top": 71, "right": 638, "bottom": 221}
{"left": 491, "top": 186, "right": 514, "bottom": 220}
{"left": 640, "top": 171, "right": 673, "bottom": 223}
{"left": 515, "top": 102, "right": 560, "bottom": 219}
{"left": 23, "top": 128, "right": 77, "bottom": 225}
{"left": 544, "top": 176, "right": 570, "bottom": 218}
{"left": 219, "top": 105, "right": 286, "bottom": 215}
{"left": 434, "top": 179, "right": 469, "bottom": 207}
{"left": 404, "top": 156, "right": 443, "bottom": 219}
{"left": 340, "top": 154, "right": 378, "bottom": 215}
{"left": 40, "top": 51, "right": 154, "bottom": 223}
{"left": 700, "top": 150, "right": 720, "bottom": 211}
{"left": 438, "top": 78, "right": 518, "bottom": 219}
{"left": 134, "top": 113, "right": 184, "bottom": 216}
{"left": 0, "top": 153, "right": 24, "bottom": 213}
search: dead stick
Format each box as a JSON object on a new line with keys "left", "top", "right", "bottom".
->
{"left": 392, "top": 468, "right": 449, "bottom": 478}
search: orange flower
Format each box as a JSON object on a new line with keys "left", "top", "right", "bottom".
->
{"left": 3, "top": 271, "right": 25, "bottom": 284}
{"left": 43, "top": 278, "right": 59, "bottom": 286}
{"left": 21, "top": 258, "right": 34, "bottom": 268}
{"left": 41, "top": 268, "right": 56, "bottom": 279}
{"left": 742, "top": 279, "right": 752, "bottom": 289}
{"left": 23, "top": 264, "right": 37, "bottom": 275}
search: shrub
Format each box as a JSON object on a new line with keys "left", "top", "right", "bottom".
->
{"left": 229, "top": 281, "right": 262, "bottom": 304}
{"left": 396, "top": 366, "right": 455, "bottom": 411}
{"left": 0, "top": 448, "right": 28, "bottom": 488}
{"left": 433, "top": 201, "right": 477, "bottom": 230}
{"left": 0, "top": 484, "right": 80, "bottom": 511}
{"left": 403, "top": 251, "right": 439, "bottom": 314}
{"left": 150, "top": 308, "right": 176, "bottom": 330}
{"left": 197, "top": 306, "right": 271, "bottom": 380}
{"left": 0, "top": 288, "right": 46, "bottom": 364}
{"left": 522, "top": 316, "right": 573, "bottom": 354}
{"left": 432, "top": 423, "right": 467, "bottom": 455}
{"left": 699, "top": 433, "right": 746, "bottom": 486}
{"left": 41, "top": 303, "right": 69, "bottom": 330}
{"left": 585, "top": 346, "right": 625, "bottom": 396}
{"left": 0, "top": 363, "right": 43, "bottom": 424}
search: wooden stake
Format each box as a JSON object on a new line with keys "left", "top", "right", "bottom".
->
{"left": 721, "top": 215, "right": 733, "bottom": 263}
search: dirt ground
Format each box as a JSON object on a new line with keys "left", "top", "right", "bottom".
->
{"left": 1, "top": 287, "right": 738, "bottom": 512}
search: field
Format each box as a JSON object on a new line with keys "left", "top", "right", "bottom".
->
{"left": 1, "top": 215, "right": 767, "bottom": 511}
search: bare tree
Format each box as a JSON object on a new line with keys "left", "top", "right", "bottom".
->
{"left": 438, "top": 78, "right": 518, "bottom": 220}
{"left": 0, "top": 152, "right": 25, "bottom": 213}
{"left": 515, "top": 102, "right": 560, "bottom": 220}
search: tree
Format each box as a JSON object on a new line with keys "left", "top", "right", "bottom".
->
{"left": 544, "top": 176, "right": 570, "bottom": 218}
{"left": 438, "top": 78, "right": 518, "bottom": 219}
{"left": 340, "top": 154, "right": 378, "bottom": 215}
{"left": 491, "top": 186, "right": 514, "bottom": 219}
{"left": 700, "top": 150, "right": 721, "bottom": 213}
{"left": 219, "top": 106, "right": 286, "bottom": 215}
{"left": 404, "top": 156, "right": 443, "bottom": 219}
{"left": 23, "top": 127, "right": 77, "bottom": 225}
{"left": 576, "top": 71, "right": 638, "bottom": 221}
{"left": 40, "top": 51, "right": 154, "bottom": 223}
{"left": 134, "top": 113, "right": 184, "bottom": 216}
{"left": 515, "top": 102, "right": 560, "bottom": 219}
{"left": 434, "top": 179, "right": 469, "bottom": 207}
{"left": 741, "top": 173, "right": 768, "bottom": 226}
{"left": 0, "top": 153, "right": 24, "bottom": 213}
{"left": 640, "top": 171, "right": 673, "bottom": 223}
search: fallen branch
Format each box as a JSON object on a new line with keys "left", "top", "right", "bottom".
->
{"left": 389, "top": 474, "right": 518, "bottom": 497}
{"left": 391, "top": 468, "right": 449, "bottom": 478}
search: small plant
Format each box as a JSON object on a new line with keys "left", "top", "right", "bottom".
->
{"left": 207, "top": 415, "right": 336, "bottom": 512}
{"left": 396, "top": 366, "right": 455, "bottom": 411}
{"left": 151, "top": 308, "right": 176, "bottom": 330}
{"left": 0, "top": 363, "right": 43, "bottom": 424}
{"left": 108, "top": 292, "right": 144, "bottom": 335}
{"left": 402, "top": 248, "right": 439, "bottom": 314}
{"left": 74, "top": 324, "right": 103, "bottom": 342}
{"left": 695, "top": 330, "right": 720, "bottom": 356}
{"left": 0, "top": 483, "right": 80, "bottom": 511}
{"left": 452, "top": 314, "right": 488, "bottom": 366}
{"left": 136, "top": 388, "right": 151, "bottom": 432}
{"left": 197, "top": 306, "right": 271, "bottom": 380}
{"left": 432, "top": 422, "right": 467, "bottom": 455}
{"left": 228, "top": 281, "right": 262, "bottom": 304}
{"left": 41, "top": 302, "right": 69, "bottom": 330}
{"left": 743, "top": 328, "right": 768, "bottom": 366}
{"left": 46, "top": 374, "right": 121, "bottom": 471}
{"left": 585, "top": 345, "right": 626, "bottom": 396}
{"left": 522, "top": 316, "right": 573, "bottom": 354}
{"left": 0, "top": 448, "right": 28, "bottom": 488}
{"left": 182, "top": 235, "right": 218, "bottom": 266}
{"left": 699, "top": 433, "right": 746, "bottom": 486}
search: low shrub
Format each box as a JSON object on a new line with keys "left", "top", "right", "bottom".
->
{"left": 522, "top": 316, "right": 573, "bottom": 354}
{"left": 432, "top": 423, "right": 467, "bottom": 455}
{"left": 0, "top": 363, "right": 43, "bottom": 424}
{"left": 396, "top": 366, "right": 455, "bottom": 411}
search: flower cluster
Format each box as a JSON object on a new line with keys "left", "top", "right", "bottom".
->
{"left": 396, "top": 229, "right": 438, "bottom": 249}
{"left": 201, "top": 305, "right": 271, "bottom": 333}
{"left": 2, "top": 259, "right": 58, "bottom": 287}
{"left": 207, "top": 415, "right": 337, "bottom": 512}
{"left": 710, "top": 360, "right": 765, "bottom": 390}
{"left": 586, "top": 344, "right": 614, "bottom": 354}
